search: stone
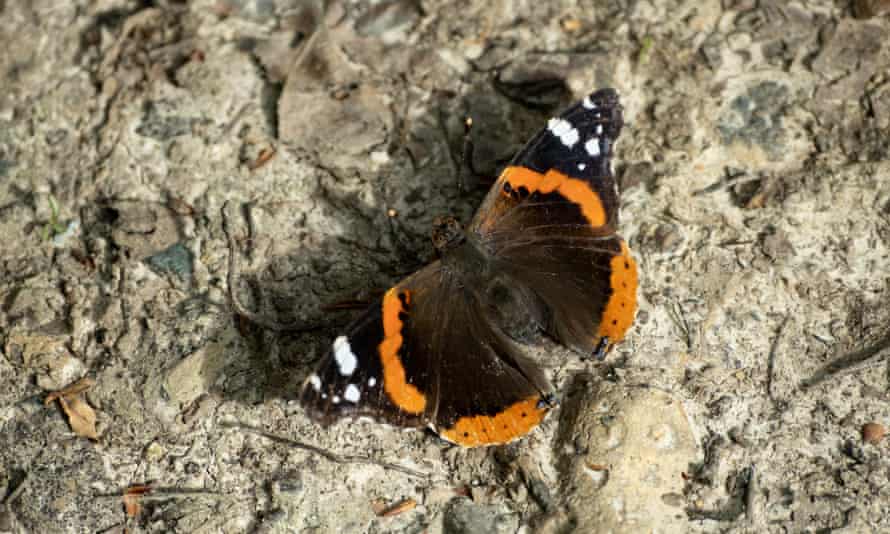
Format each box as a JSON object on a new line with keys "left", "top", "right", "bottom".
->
{"left": 7, "top": 332, "right": 86, "bottom": 391}
{"left": 145, "top": 242, "right": 194, "bottom": 282}
{"left": 443, "top": 499, "right": 520, "bottom": 534}
{"left": 163, "top": 335, "right": 233, "bottom": 408}
{"left": 556, "top": 376, "right": 701, "bottom": 533}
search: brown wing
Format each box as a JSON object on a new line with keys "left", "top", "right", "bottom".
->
{"left": 468, "top": 88, "right": 638, "bottom": 356}
{"left": 300, "top": 260, "right": 554, "bottom": 446}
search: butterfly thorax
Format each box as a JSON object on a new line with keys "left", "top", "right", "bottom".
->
{"left": 433, "top": 216, "right": 492, "bottom": 281}
{"left": 431, "top": 215, "right": 466, "bottom": 254}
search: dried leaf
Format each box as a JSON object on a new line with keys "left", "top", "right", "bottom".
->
{"left": 46, "top": 377, "right": 99, "bottom": 440}
{"left": 854, "top": 0, "right": 890, "bottom": 18}
{"left": 560, "top": 18, "right": 583, "bottom": 33}
{"left": 378, "top": 497, "right": 417, "bottom": 517}
{"left": 370, "top": 498, "right": 387, "bottom": 515}
{"left": 58, "top": 394, "right": 99, "bottom": 440}
{"left": 44, "top": 377, "right": 96, "bottom": 405}
{"left": 123, "top": 484, "right": 153, "bottom": 518}
{"left": 584, "top": 462, "right": 608, "bottom": 471}
{"left": 248, "top": 148, "right": 276, "bottom": 170}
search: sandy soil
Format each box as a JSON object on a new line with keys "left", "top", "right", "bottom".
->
{"left": 2, "top": 1, "right": 890, "bottom": 532}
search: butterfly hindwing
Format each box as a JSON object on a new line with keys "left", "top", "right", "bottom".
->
{"left": 301, "top": 260, "right": 554, "bottom": 446}
{"left": 423, "top": 275, "right": 553, "bottom": 446}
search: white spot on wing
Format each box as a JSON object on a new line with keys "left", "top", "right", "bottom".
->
{"left": 596, "top": 124, "right": 603, "bottom": 135}
{"left": 583, "top": 96, "right": 597, "bottom": 109}
{"left": 308, "top": 374, "right": 322, "bottom": 392}
{"left": 585, "top": 137, "right": 601, "bottom": 157}
{"left": 333, "top": 336, "right": 357, "bottom": 376}
{"left": 332, "top": 395, "right": 341, "bottom": 404}
{"left": 578, "top": 163, "right": 587, "bottom": 170}
{"left": 368, "top": 377, "right": 376, "bottom": 387}
{"left": 548, "top": 118, "right": 579, "bottom": 148}
{"left": 344, "top": 384, "right": 361, "bottom": 403}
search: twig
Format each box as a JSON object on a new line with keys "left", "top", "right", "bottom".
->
{"left": 766, "top": 316, "right": 789, "bottom": 403}
{"left": 220, "top": 421, "right": 429, "bottom": 479}
{"left": 800, "top": 331, "right": 890, "bottom": 389}
{"left": 3, "top": 472, "right": 30, "bottom": 505}
{"left": 692, "top": 171, "right": 762, "bottom": 196}
{"left": 745, "top": 464, "right": 758, "bottom": 522}
{"left": 95, "top": 489, "right": 223, "bottom": 501}
{"left": 220, "top": 201, "right": 324, "bottom": 333}
{"left": 667, "top": 300, "right": 692, "bottom": 351}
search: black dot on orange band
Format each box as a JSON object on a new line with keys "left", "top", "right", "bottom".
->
{"left": 463, "top": 432, "right": 469, "bottom": 437}
{"left": 625, "top": 262, "right": 630, "bottom": 268}
{"left": 521, "top": 412, "right": 527, "bottom": 417}
{"left": 612, "top": 320, "right": 618, "bottom": 325}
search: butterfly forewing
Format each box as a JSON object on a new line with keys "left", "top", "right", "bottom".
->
{"left": 469, "top": 88, "right": 638, "bottom": 355}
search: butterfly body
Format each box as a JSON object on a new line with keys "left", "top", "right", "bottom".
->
{"left": 300, "top": 89, "right": 638, "bottom": 447}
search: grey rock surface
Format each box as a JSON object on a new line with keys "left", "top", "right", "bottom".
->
{"left": 2, "top": 0, "right": 890, "bottom": 532}
{"left": 556, "top": 376, "right": 700, "bottom": 533}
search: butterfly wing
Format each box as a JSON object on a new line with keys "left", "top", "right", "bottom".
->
{"left": 469, "top": 88, "right": 638, "bottom": 355}
{"left": 300, "top": 261, "right": 553, "bottom": 446}
{"left": 299, "top": 263, "right": 441, "bottom": 429}
{"left": 300, "top": 88, "right": 634, "bottom": 444}
{"left": 423, "top": 274, "right": 553, "bottom": 446}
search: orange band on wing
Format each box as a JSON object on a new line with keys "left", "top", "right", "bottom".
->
{"left": 500, "top": 166, "right": 607, "bottom": 227}
{"left": 379, "top": 288, "right": 426, "bottom": 414}
{"left": 597, "top": 240, "right": 638, "bottom": 343}
{"left": 439, "top": 396, "right": 548, "bottom": 447}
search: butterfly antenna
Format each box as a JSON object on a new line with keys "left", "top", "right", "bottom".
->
{"left": 456, "top": 116, "right": 475, "bottom": 196}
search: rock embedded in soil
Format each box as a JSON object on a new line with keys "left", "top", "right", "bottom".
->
{"left": 862, "top": 422, "right": 886, "bottom": 445}
{"left": 557, "top": 376, "right": 700, "bottom": 533}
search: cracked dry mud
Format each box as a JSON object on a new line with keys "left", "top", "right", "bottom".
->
{"left": 2, "top": 1, "right": 890, "bottom": 533}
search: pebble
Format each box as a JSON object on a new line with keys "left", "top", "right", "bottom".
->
{"left": 556, "top": 377, "right": 700, "bottom": 533}
{"left": 862, "top": 422, "right": 885, "bottom": 444}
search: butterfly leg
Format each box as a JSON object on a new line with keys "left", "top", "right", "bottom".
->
{"left": 592, "top": 336, "right": 611, "bottom": 361}
{"left": 537, "top": 393, "right": 558, "bottom": 409}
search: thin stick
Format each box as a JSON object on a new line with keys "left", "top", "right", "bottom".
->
{"left": 94, "top": 489, "right": 223, "bottom": 501}
{"left": 220, "top": 421, "right": 429, "bottom": 479}
{"left": 220, "top": 201, "right": 323, "bottom": 333}
{"left": 745, "top": 464, "right": 758, "bottom": 522}
{"left": 667, "top": 300, "right": 692, "bottom": 351}
{"left": 800, "top": 331, "right": 890, "bottom": 389}
{"left": 3, "top": 472, "right": 30, "bottom": 505}
{"left": 766, "top": 316, "right": 789, "bottom": 402}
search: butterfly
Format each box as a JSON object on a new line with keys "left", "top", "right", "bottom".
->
{"left": 300, "top": 89, "right": 637, "bottom": 447}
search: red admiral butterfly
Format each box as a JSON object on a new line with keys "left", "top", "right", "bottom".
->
{"left": 300, "top": 89, "right": 638, "bottom": 447}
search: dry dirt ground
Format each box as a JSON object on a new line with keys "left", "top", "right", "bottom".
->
{"left": 2, "top": 0, "right": 890, "bottom": 533}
